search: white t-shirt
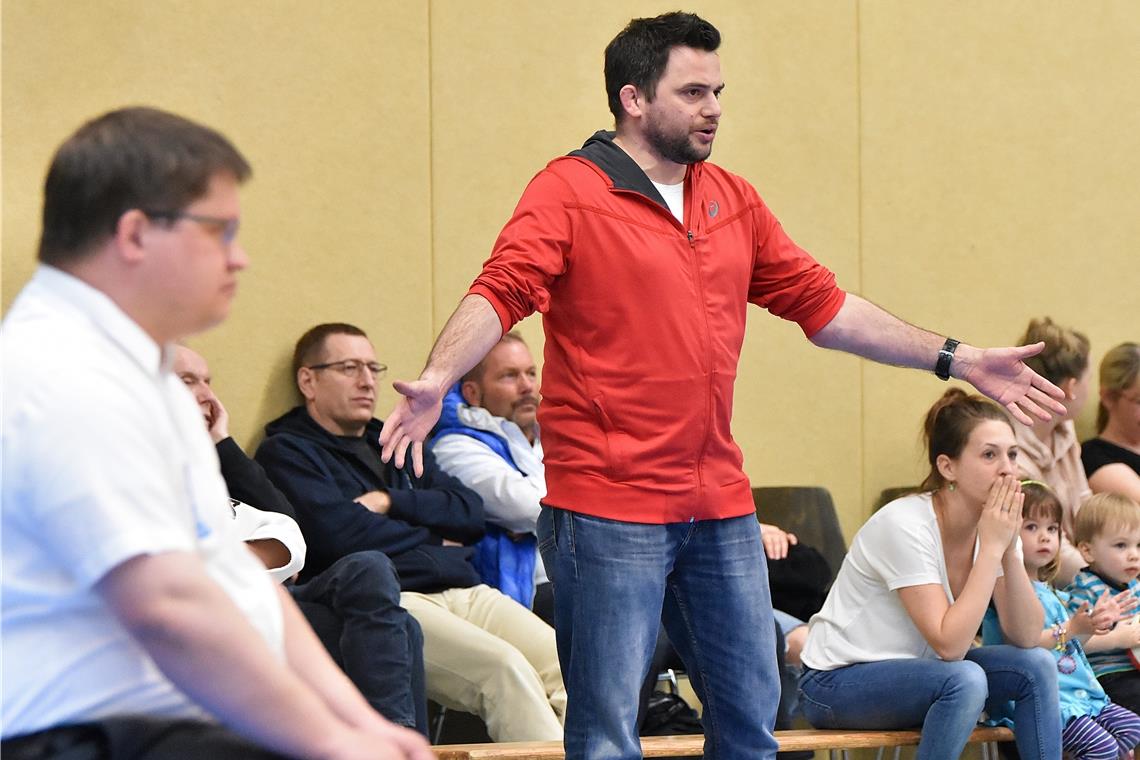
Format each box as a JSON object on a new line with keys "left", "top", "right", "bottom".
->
{"left": 800, "top": 492, "right": 1001, "bottom": 670}
{"left": 651, "top": 180, "right": 685, "bottom": 223}
{"left": 1, "top": 266, "right": 284, "bottom": 737}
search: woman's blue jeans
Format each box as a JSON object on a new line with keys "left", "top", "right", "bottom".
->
{"left": 538, "top": 507, "right": 780, "bottom": 760}
{"left": 799, "top": 646, "right": 1061, "bottom": 760}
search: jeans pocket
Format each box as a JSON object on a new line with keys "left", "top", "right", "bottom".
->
{"left": 797, "top": 671, "right": 838, "bottom": 729}
{"left": 537, "top": 504, "right": 556, "bottom": 556}
{"left": 797, "top": 691, "right": 838, "bottom": 729}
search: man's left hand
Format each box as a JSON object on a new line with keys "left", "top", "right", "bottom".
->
{"left": 956, "top": 342, "right": 1067, "bottom": 425}
{"left": 354, "top": 490, "right": 392, "bottom": 515}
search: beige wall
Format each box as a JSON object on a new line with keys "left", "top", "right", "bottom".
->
{"left": 4, "top": 1, "right": 1137, "bottom": 542}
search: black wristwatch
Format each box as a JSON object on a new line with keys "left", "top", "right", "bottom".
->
{"left": 935, "top": 338, "right": 959, "bottom": 381}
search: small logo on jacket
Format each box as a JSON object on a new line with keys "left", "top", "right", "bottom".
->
{"left": 708, "top": 200, "right": 719, "bottom": 218}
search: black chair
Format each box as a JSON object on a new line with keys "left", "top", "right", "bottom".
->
{"left": 875, "top": 485, "right": 920, "bottom": 512}
{"left": 751, "top": 486, "right": 847, "bottom": 588}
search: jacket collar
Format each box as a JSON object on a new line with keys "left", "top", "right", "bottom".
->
{"left": 264, "top": 405, "right": 384, "bottom": 452}
{"left": 569, "top": 130, "right": 702, "bottom": 212}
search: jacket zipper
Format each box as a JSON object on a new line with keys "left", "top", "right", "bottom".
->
{"left": 610, "top": 187, "right": 715, "bottom": 495}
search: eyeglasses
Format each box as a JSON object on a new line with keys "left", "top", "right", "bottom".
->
{"left": 307, "top": 360, "right": 387, "bottom": 379}
{"left": 144, "top": 210, "right": 241, "bottom": 245}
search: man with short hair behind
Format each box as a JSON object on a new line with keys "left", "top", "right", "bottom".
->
{"left": 1, "top": 108, "right": 430, "bottom": 760}
{"left": 430, "top": 332, "right": 553, "bottom": 618}
{"left": 255, "top": 323, "right": 566, "bottom": 742}
{"left": 378, "top": 12, "right": 1068, "bottom": 760}
{"left": 172, "top": 344, "right": 428, "bottom": 735}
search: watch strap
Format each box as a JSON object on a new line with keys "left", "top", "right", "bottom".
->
{"left": 935, "top": 338, "right": 959, "bottom": 381}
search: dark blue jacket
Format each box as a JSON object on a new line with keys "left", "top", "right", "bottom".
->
{"left": 255, "top": 406, "right": 485, "bottom": 592}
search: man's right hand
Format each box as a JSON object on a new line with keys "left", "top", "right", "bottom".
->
{"left": 205, "top": 393, "right": 230, "bottom": 444}
{"left": 379, "top": 378, "right": 446, "bottom": 477}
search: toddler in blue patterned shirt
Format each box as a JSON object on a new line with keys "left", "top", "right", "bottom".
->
{"left": 1068, "top": 492, "right": 1140, "bottom": 720}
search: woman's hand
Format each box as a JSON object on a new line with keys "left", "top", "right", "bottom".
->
{"left": 977, "top": 476, "right": 1023, "bottom": 558}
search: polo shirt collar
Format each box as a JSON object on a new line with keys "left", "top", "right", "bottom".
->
{"left": 33, "top": 265, "right": 168, "bottom": 376}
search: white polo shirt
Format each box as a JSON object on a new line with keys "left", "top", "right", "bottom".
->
{"left": 1, "top": 266, "right": 284, "bottom": 737}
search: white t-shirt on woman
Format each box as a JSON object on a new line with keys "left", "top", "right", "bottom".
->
{"left": 801, "top": 492, "right": 1002, "bottom": 671}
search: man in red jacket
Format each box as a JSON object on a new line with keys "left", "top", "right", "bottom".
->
{"left": 380, "top": 12, "right": 1067, "bottom": 760}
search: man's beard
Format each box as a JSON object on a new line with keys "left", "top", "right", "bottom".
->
{"left": 646, "top": 119, "right": 710, "bottom": 165}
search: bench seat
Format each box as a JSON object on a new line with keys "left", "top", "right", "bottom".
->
{"left": 435, "top": 725, "right": 1015, "bottom": 759}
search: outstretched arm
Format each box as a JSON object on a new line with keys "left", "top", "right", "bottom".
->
{"left": 379, "top": 294, "right": 503, "bottom": 475}
{"left": 810, "top": 294, "right": 1066, "bottom": 424}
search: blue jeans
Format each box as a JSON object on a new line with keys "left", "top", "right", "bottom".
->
{"left": 290, "top": 551, "right": 427, "bottom": 734}
{"left": 538, "top": 507, "right": 779, "bottom": 760}
{"left": 799, "top": 646, "right": 1061, "bottom": 760}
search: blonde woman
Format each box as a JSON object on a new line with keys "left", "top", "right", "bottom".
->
{"left": 1082, "top": 342, "right": 1140, "bottom": 502}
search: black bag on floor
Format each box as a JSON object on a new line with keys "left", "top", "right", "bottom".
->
{"left": 641, "top": 690, "right": 703, "bottom": 736}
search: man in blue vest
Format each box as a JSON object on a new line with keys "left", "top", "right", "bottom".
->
{"left": 431, "top": 332, "right": 552, "bottom": 621}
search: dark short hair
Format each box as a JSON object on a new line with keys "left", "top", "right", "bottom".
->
{"left": 293, "top": 323, "right": 369, "bottom": 378}
{"left": 38, "top": 106, "right": 251, "bottom": 266}
{"left": 604, "top": 11, "right": 721, "bottom": 124}
{"left": 461, "top": 331, "right": 528, "bottom": 386}
{"left": 920, "top": 388, "right": 1013, "bottom": 491}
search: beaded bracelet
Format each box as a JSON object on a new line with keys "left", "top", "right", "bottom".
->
{"left": 1052, "top": 622, "right": 1077, "bottom": 674}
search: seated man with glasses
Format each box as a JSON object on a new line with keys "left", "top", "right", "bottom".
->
{"left": 255, "top": 323, "right": 566, "bottom": 743}
{"left": 172, "top": 344, "right": 428, "bottom": 736}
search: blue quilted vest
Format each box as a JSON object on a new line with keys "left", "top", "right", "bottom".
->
{"left": 431, "top": 383, "right": 537, "bottom": 607}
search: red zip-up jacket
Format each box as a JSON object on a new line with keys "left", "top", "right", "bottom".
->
{"left": 468, "top": 131, "right": 846, "bottom": 523}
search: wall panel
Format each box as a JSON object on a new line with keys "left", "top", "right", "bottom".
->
{"left": 860, "top": 1, "right": 1140, "bottom": 513}
{"left": 2, "top": 0, "right": 433, "bottom": 449}
{"left": 3, "top": 1, "right": 1134, "bottom": 546}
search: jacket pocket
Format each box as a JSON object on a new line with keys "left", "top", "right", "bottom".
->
{"left": 591, "top": 395, "right": 632, "bottom": 481}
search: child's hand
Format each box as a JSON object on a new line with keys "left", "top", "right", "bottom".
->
{"left": 1102, "top": 617, "right": 1140, "bottom": 650}
{"left": 1093, "top": 590, "right": 1139, "bottom": 633}
{"left": 1069, "top": 602, "right": 1100, "bottom": 638}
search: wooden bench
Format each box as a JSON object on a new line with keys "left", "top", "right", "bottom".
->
{"left": 435, "top": 726, "right": 1015, "bottom": 760}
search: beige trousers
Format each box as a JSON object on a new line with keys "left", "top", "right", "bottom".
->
{"left": 401, "top": 584, "right": 566, "bottom": 742}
